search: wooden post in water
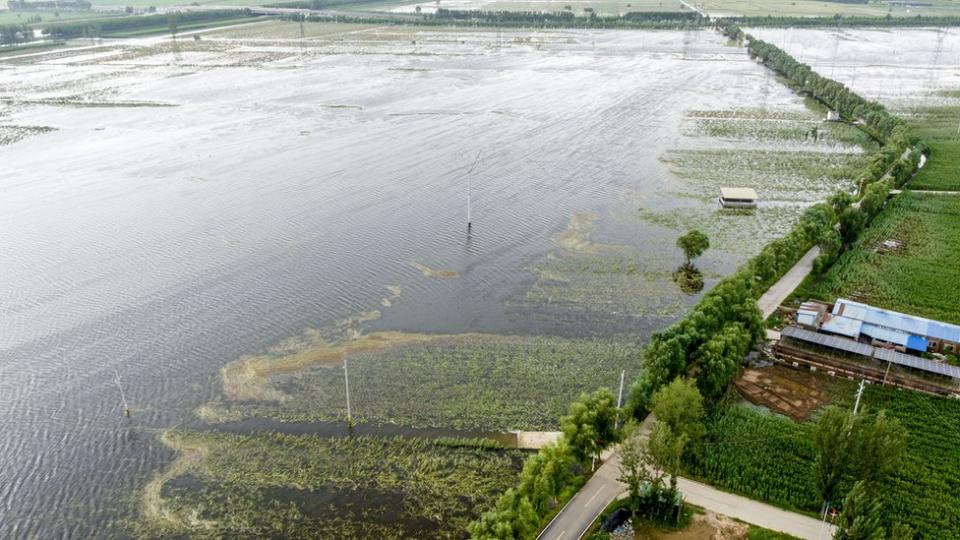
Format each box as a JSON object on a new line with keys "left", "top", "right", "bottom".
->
{"left": 344, "top": 358, "right": 353, "bottom": 427}
{"left": 466, "top": 151, "right": 481, "bottom": 233}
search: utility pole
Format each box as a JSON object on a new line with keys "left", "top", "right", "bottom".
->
{"left": 853, "top": 379, "right": 866, "bottom": 414}
{"left": 616, "top": 370, "right": 625, "bottom": 409}
{"left": 466, "top": 151, "right": 480, "bottom": 233}
{"left": 344, "top": 358, "right": 352, "bottom": 426}
{"left": 615, "top": 370, "right": 626, "bottom": 429}
{"left": 114, "top": 370, "right": 130, "bottom": 418}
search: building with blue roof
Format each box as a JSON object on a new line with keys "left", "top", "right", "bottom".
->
{"left": 828, "top": 298, "right": 960, "bottom": 355}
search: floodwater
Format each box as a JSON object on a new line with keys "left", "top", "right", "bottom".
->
{"left": 2, "top": 24, "right": 827, "bottom": 537}
{"left": 747, "top": 27, "right": 960, "bottom": 110}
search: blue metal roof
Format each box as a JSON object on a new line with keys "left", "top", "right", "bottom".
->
{"left": 833, "top": 299, "right": 960, "bottom": 343}
{"left": 907, "top": 335, "right": 929, "bottom": 352}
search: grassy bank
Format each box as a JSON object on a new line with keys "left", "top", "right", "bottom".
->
{"left": 141, "top": 431, "right": 525, "bottom": 538}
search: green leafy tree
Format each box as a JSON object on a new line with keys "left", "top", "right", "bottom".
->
{"left": 834, "top": 481, "right": 886, "bottom": 540}
{"left": 517, "top": 440, "right": 578, "bottom": 515}
{"left": 648, "top": 422, "right": 687, "bottom": 493}
{"left": 814, "top": 406, "right": 857, "bottom": 508}
{"left": 838, "top": 207, "right": 867, "bottom": 245}
{"left": 828, "top": 190, "right": 854, "bottom": 216}
{"left": 468, "top": 488, "right": 539, "bottom": 539}
{"left": 855, "top": 410, "right": 907, "bottom": 483}
{"left": 676, "top": 229, "right": 710, "bottom": 265}
{"left": 618, "top": 429, "right": 664, "bottom": 508}
{"left": 695, "top": 322, "right": 752, "bottom": 399}
{"left": 560, "top": 389, "right": 619, "bottom": 463}
{"left": 651, "top": 378, "right": 705, "bottom": 445}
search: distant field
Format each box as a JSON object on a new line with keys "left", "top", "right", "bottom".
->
{"left": 384, "top": 0, "right": 688, "bottom": 15}
{"left": 0, "top": 9, "right": 115, "bottom": 25}
{"left": 376, "top": 0, "right": 960, "bottom": 16}
{"left": 699, "top": 0, "right": 960, "bottom": 17}
{"left": 808, "top": 192, "right": 960, "bottom": 325}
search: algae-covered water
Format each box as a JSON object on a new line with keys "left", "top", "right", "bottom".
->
{"left": 0, "top": 23, "right": 864, "bottom": 537}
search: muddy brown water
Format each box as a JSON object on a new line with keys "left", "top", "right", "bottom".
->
{"left": 0, "top": 26, "right": 875, "bottom": 537}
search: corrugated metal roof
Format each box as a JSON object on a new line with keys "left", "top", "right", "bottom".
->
{"left": 782, "top": 325, "right": 874, "bottom": 356}
{"left": 822, "top": 315, "right": 863, "bottom": 338}
{"left": 834, "top": 299, "right": 960, "bottom": 343}
{"left": 861, "top": 323, "right": 910, "bottom": 347}
{"left": 783, "top": 326, "right": 960, "bottom": 379}
{"left": 720, "top": 187, "right": 758, "bottom": 200}
{"left": 873, "top": 347, "right": 960, "bottom": 379}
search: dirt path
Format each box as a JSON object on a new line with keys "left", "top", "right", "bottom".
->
{"left": 757, "top": 247, "right": 820, "bottom": 319}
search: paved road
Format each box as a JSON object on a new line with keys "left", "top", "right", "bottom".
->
{"left": 539, "top": 414, "right": 833, "bottom": 540}
{"left": 537, "top": 449, "right": 625, "bottom": 540}
{"left": 538, "top": 448, "right": 831, "bottom": 540}
{"left": 757, "top": 246, "right": 820, "bottom": 319}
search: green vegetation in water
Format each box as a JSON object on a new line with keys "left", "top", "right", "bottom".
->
{"left": 684, "top": 108, "right": 877, "bottom": 149}
{"left": 202, "top": 334, "right": 637, "bottom": 431}
{"left": 0, "top": 124, "right": 56, "bottom": 146}
{"left": 807, "top": 192, "right": 960, "bottom": 325}
{"left": 661, "top": 148, "right": 870, "bottom": 201}
{"left": 140, "top": 431, "right": 525, "bottom": 539}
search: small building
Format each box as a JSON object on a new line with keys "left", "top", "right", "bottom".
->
{"left": 824, "top": 298, "right": 960, "bottom": 354}
{"left": 826, "top": 110, "right": 841, "bottom": 122}
{"left": 719, "top": 187, "right": 758, "bottom": 209}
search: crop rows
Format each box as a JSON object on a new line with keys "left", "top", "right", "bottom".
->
{"left": 809, "top": 192, "right": 960, "bottom": 325}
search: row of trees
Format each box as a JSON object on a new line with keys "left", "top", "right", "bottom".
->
{"left": 628, "top": 201, "right": 836, "bottom": 414}
{"left": 469, "top": 390, "right": 620, "bottom": 539}
{"left": 42, "top": 9, "right": 251, "bottom": 39}
{"left": 0, "top": 24, "right": 33, "bottom": 45}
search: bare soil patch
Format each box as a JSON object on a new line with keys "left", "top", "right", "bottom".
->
{"left": 734, "top": 365, "right": 831, "bottom": 421}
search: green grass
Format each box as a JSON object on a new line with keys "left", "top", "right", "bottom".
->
{"left": 201, "top": 334, "right": 638, "bottom": 431}
{"left": 911, "top": 140, "right": 960, "bottom": 191}
{"left": 687, "top": 385, "right": 960, "bottom": 539}
{"left": 142, "top": 431, "right": 525, "bottom": 538}
{"left": 747, "top": 526, "right": 803, "bottom": 540}
{"left": 808, "top": 192, "right": 960, "bottom": 325}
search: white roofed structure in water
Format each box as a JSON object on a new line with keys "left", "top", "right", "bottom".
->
{"left": 719, "top": 187, "right": 758, "bottom": 209}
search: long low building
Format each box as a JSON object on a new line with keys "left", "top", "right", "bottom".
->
{"left": 797, "top": 298, "right": 960, "bottom": 355}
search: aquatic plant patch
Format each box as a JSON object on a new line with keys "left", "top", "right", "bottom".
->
{"left": 683, "top": 108, "right": 876, "bottom": 148}
{"left": 141, "top": 431, "right": 525, "bottom": 539}
{"left": 661, "top": 148, "right": 869, "bottom": 202}
{"left": 202, "top": 334, "right": 637, "bottom": 430}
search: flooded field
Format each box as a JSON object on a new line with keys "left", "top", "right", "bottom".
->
{"left": 1, "top": 22, "right": 868, "bottom": 537}
{"left": 747, "top": 27, "right": 960, "bottom": 112}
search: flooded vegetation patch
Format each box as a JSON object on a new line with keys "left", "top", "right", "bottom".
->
{"left": 661, "top": 148, "right": 868, "bottom": 201}
{"left": 140, "top": 431, "right": 525, "bottom": 539}
{"left": 684, "top": 107, "right": 877, "bottom": 148}
{"left": 409, "top": 261, "right": 459, "bottom": 278}
{"left": 0, "top": 124, "right": 56, "bottom": 145}
{"left": 202, "top": 334, "right": 636, "bottom": 431}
